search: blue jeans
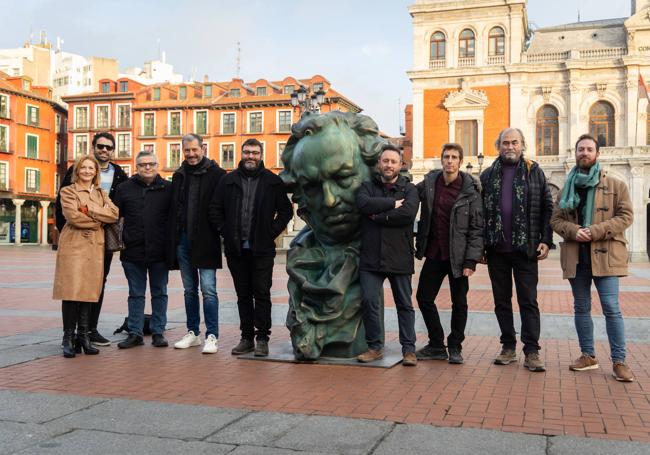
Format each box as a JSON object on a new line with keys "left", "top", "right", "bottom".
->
{"left": 569, "top": 262, "right": 626, "bottom": 362}
{"left": 121, "top": 261, "right": 169, "bottom": 336}
{"left": 360, "top": 271, "right": 416, "bottom": 354}
{"left": 177, "top": 232, "right": 219, "bottom": 337}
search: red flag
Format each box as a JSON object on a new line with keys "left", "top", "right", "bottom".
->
{"left": 640, "top": 73, "right": 650, "bottom": 102}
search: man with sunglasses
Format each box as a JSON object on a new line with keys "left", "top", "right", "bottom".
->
{"left": 209, "top": 138, "right": 292, "bottom": 357}
{"left": 55, "top": 132, "right": 129, "bottom": 346}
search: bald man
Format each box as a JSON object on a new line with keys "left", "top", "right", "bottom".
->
{"left": 479, "top": 128, "right": 554, "bottom": 372}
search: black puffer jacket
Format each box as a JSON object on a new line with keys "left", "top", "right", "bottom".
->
{"left": 480, "top": 158, "right": 554, "bottom": 259}
{"left": 55, "top": 162, "right": 128, "bottom": 232}
{"left": 208, "top": 165, "right": 293, "bottom": 257}
{"left": 356, "top": 175, "right": 419, "bottom": 275}
{"left": 166, "top": 158, "right": 226, "bottom": 269}
{"left": 415, "top": 170, "right": 484, "bottom": 278}
{"left": 112, "top": 174, "right": 172, "bottom": 263}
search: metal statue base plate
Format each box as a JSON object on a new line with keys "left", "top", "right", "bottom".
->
{"left": 238, "top": 342, "right": 403, "bottom": 368}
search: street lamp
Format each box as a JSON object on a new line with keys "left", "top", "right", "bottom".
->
{"left": 466, "top": 162, "right": 474, "bottom": 174}
{"left": 290, "top": 87, "right": 326, "bottom": 115}
{"left": 477, "top": 152, "right": 484, "bottom": 174}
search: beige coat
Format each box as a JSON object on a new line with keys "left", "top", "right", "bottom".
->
{"left": 52, "top": 183, "right": 119, "bottom": 302}
{"left": 550, "top": 170, "right": 633, "bottom": 279}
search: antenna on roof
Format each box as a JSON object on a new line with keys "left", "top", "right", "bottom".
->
{"left": 398, "top": 98, "right": 404, "bottom": 136}
{"left": 157, "top": 38, "right": 161, "bottom": 60}
{"left": 577, "top": 9, "right": 581, "bottom": 22}
{"left": 236, "top": 41, "right": 241, "bottom": 78}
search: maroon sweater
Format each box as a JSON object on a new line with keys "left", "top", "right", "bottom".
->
{"left": 426, "top": 174, "right": 462, "bottom": 261}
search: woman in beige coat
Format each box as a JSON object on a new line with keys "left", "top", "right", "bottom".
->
{"left": 53, "top": 155, "right": 119, "bottom": 358}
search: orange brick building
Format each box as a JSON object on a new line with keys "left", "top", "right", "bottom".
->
{"left": 62, "top": 75, "right": 361, "bottom": 179}
{"left": 0, "top": 72, "right": 67, "bottom": 244}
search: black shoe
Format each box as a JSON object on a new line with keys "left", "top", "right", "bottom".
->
{"left": 151, "top": 334, "right": 168, "bottom": 347}
{"left": 118, "top": 333, "right": 144, "bottom": 349}
{"left": 77, "top": 303, "right": 99, "bottom": 355}
{"left": 448, "top": 347, "right": 464, "bottom": 364}
{"left": 62, "top": 330, "right": 76, "bottom": 358}
{"left": 231, "top": 338, "right": 255, "bottom": 355}
{"left": 254, "top": 339, "right": 269, "bottom": 357}
{"left": 88, "top": 329, "right": 111, "bottom": 346}
{"left": 415, "top": 345, "right": 448, "bottom": 360}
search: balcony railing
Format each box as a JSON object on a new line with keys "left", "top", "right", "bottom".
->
{"left": 139, "top": 128, "right": 156, "bottom": 137}
{"left": 524, "top": 47, "right": 627, "bottom": 63}
{"left": 487, "top": 55, "right": 505, "bottom": 65}
{"left": 579, "top": 47, "right": 626, "bottom": 59}
{"left": 458, "top": 57, "right": 475, "bottom": 67}
{"left": 429, "top": 59, "right": 446, "bottom": 69}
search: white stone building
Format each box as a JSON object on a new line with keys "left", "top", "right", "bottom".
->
{"left": 408, "top": 0, "right": 650, "bottom": 260}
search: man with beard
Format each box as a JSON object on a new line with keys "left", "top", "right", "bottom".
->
{"left": 414, "top": 143, "right": 483, "bottom": 365}
{"left": 355, "top": 145, "right": 419, "bottom": 366}
{"left": 167, "top": 134, "right": 226, "bottom": 354}
{"left": 480, "top": 128, "right": 553, "bottom": 372}
{"left": 551, "top": 134, "right": 634, "bottom": 381}
{"left": 209, "top": 138, "right": 293, "bottom": 357}
{"left": 55, "top": 132, "right": 128, "bottom": 346}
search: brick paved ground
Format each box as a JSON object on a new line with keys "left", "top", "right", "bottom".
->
{"left": 1, "top": 245, "right": 650, "bottom": 444}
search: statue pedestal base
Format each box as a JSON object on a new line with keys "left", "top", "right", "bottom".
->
{"left": 238, "top": 342, "right": 403, "bottom": 369}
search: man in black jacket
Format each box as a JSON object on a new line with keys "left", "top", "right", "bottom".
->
{"left": 112, "top": 151, "right": 172, "bottom": 349}
{"left": 55, "top": 132, "right": 128, "bottom": 346}
{"left": 209, "top": 138, "right": 293, "bottom": 357}
{"left": 414, "top": 143, "right": 484, "bottom": 364}
{"left": 167, "top": 134, "right": 226, "bottom": 354}
{"left": 355, "top": 145, "right": 419, "bottom": 366}
{"left": 480, "top": 128, "right": 554, "bottom": 372}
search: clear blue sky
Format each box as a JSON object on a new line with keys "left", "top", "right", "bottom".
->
{"left": 1, "top": 0, "right": 634, "bottom": 135}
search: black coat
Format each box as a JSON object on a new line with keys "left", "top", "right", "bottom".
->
{"left": 166, "top": 159, "right": 226, "bottom": 269}
{"left": 112, "top": 174, "right": 172, "bottom": 263}
{"left": 55, "top": 162, "right": 128, "bottom": 232}
{"left": 415, "top": 171, "right": 484, "bottom": 278}
{"left": 208, "top": 167, "right": 293, "bottom": 257}
{"left": 356, "top": 175, "right": 419, "bottom": 275}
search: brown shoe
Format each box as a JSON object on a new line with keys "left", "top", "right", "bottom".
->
{"left": 357, "top": 349, "right": 383, "bottom": 363}
{"left": 613, "top": 362, "right": 635, "bottom": 382}
{"left": 524, "top": 352, "right": 546, "bottom": 372}
{"left": 494, "top": 348, "right": 517, "bottom": 365}
{"left": 402, "top": 352, "right": 417, "bottom": 367}
{"left": 569, "top": 354, "right": 599, "bottom": 371}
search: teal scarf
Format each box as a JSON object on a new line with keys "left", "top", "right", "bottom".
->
{"left": 559, "top": 162, "right": 600, "bottom": 226}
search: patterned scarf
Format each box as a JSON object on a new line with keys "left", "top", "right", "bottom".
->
{"left": 484, "top": 157, "right": 528, "bottom": 252}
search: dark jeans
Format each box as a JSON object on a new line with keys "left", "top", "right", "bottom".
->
{"left": 226, "top": 251, "right": 274, "bottom": 341}
{"left": 487, "top": 250, "right": 541, "bottom": 354}
{"left": 90, "top": 251, "right": 113, "bottom": 331}
{"left": 360, "top": 271, "right": 416, "bottom": 354}
{"left": 121, "top": 260, "right": 169, "bottom": 336}
{"left": 416, "top": 258, "right": 469, "bottom": 350}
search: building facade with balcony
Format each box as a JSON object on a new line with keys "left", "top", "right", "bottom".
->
{"left": 62, "top": 74, "right": 361, "bottom": 179}
{"left": 0, "top": 72, "right": 67, "bottom": 244}
{"left": 408, "top": 0, "right": 650, "bottom": 259}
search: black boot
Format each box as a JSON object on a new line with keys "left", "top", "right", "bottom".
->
{"left": 61, "top": 301, "right": 77, "bottom": 358}
{"left": 77, "top": 302, "right": 99, "bottom": 355}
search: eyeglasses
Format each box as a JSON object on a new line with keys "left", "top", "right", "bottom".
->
{"left": 95, "top": 144, "right": 114, "bottom": 151}
{"left": 136, "top": 162, "right": 157, "bottom": 168}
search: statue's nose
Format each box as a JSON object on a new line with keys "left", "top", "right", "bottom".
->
{"left": 323, "top": 182, "right": 338, "bottom": 208}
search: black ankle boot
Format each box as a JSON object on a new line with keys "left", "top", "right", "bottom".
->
{"left": 62, "top": 330, "right": 76, "bottom": 358}
{"left": 77, "top": 303, "right": 99, "bottom": 355}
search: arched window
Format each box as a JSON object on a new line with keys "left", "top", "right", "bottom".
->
{"left": 488, "top": 27, "right": 505, "bottom": 56}
{"left": 536, "top": 105, "right": 559, "bottom": 156}
{"left": 459, "top": 29, "right": 475, "bottom": 58}
{"left": 589, "top": 101, "right": 615, "bottom": 147}
{"left": 430, "top": 32, "right": 446, "bottom": 60}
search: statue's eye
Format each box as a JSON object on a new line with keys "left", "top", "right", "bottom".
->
{"left": 304, "top": 128, "right": 313, "bottom": 136}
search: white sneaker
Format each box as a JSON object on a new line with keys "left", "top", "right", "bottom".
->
{"left": 202, "top": 334, "right": 218, "bottom": 354}
{"left": 174, "top": 331, "right": 201, "bottom": 349}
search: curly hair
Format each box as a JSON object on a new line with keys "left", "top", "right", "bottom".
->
{"left": 280, "top": 111, "right": 387, "bottom": 189}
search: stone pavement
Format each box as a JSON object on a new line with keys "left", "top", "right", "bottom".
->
{"left": 1, "top": 245, "right": 650, "bottom": 454}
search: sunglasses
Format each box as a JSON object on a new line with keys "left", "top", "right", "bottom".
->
{"left": 95, "top": 144, "right": 114, "bottom": 151}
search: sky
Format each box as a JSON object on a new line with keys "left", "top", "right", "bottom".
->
{"left": 1, "top": 0, "right": 635, "bottom": 136}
